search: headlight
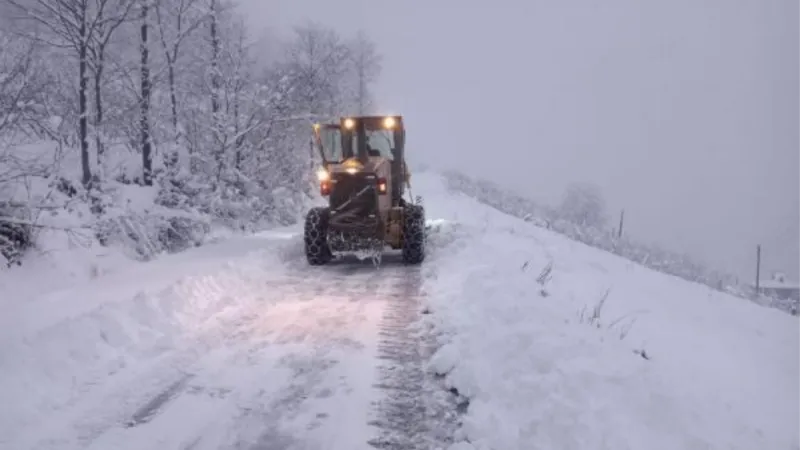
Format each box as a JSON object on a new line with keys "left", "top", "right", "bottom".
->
{"left": 383, "top": 116, "right": 396, "bottom": 129}
{"left": 344, "top": 118, "right": 355, "bottom": 129}
{"left": 316, "top": 168, "right": 329, "bottom": 181}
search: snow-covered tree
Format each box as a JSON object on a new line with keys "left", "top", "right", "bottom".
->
{"left": 281, "top": 21, "right": 352, "bottom": 116}
{"left": 558, "top": 182, "right": 608, "bottom": 229}
{"left": 346, "top": 30, "right": 382, "bottom": 115}
{"left": 138, "top": 0, "right": 153, "bottom": 185}
{"left": 153, "top": 0, "right": 206, "bottom": 146}
{"left": 4, "top": 0, "right": 136, "bottom": 187}
{"left": 0, "top": 3, "right": 385, "bottom": 264}
{"left": 0, "top": 31, "right": 53, "bottom": 141}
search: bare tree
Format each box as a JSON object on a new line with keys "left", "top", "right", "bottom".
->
{"left": 202, "top": 0, "right": 227, "bottom": 180}
{"left": 225, "top": 24, "right": 258, "bottom": 171}
{"left": 0, "top": 31, "right": 75, "bottom": 265}
{"left": 283, "top": 22, "right": 351, "bottom": 116}
{"left": 209, "top": 0, "right": 220, "bottom": 120}
{"left": 139, "top": 0, "right": 152, "bottom": 185}
{"left": 88, "top": 0, "right": 135, "bottom": 174}
{"left": 4, "top": 0, "right": 133, "bottom": 188}
{"left": 0, "top": 32, "right": 51, "bottom": 140}
{"left": 214, "top": 20, "right": 266, "bottom": 181}
{"left": 347, "top": 30, "right": 382, "bottom": 115}
{"left": 0, "top": 32, "right": 54, "bottom": 191}
{"left": 153, "top": 0, "right": 206, "bottom": 144}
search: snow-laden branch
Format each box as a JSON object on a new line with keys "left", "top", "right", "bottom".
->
{"left": 0, "top": 215, "right": 91, "bottom": 231}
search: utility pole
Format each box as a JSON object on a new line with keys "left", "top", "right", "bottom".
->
{"left": 755, "top": 244, "right": 762, "bottom": 296}
{"left": 617, "top": 209, "right": 625, "bottom": 239}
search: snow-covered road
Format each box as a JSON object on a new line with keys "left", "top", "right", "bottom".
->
{"left": 1, "top": 229, "right": 457, "bottom": 450}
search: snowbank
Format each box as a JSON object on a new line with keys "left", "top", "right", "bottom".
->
{"left": 0, "top": 230, "right": 297, "bottom": 448}
{"left": 414, "top": 171, "right": 799, "bottom": 450}
{"left": 1, "top": 139, "right": 318, "bottom": 276}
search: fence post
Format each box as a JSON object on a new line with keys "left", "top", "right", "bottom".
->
{"left": 755, "top": 244, "right": 761, "bottom": 296}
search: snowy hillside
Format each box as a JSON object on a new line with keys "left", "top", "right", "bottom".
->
{"left": 417, "top": 172, "right": 799, "bottom": 450}
{"left": 443, "top": 171, "right": 796, "bottom": 315}
{"left": 2, "top": 170, "right": 797, "bottom": 450}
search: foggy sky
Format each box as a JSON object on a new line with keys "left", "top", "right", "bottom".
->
{"left": 237, "top": 0, "right": 799, "bottom": 282}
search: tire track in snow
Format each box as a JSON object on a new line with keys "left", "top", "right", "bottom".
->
{"left": 226, "top": 263, "right": 386, "bottom": 450}
{"left": 125, "top": 373, "right": 195, "bottom": 428}
{"left": 29, "top": 270, "right": 276, "bottom": 450}
{"left": 367, "top": 263, "right": 461, "bottom": 450}
{"left": 232, "top": 349, "right": 342, "bottom": 450}
{"left": 110, "top": 253, "right": 392, "bottom": 450}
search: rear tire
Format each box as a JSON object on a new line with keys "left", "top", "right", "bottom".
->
{"left": 304, "top": 207, "right": 332, "bottom": 265}
{"left": 402, "top": 203, "right": 425, "bottom": 264}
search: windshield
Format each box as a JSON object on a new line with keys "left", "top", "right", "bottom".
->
{"left": 357, "top": 129, "right": 395, "bottom": 160}
{"left": 318, "top": 127, "right": 344, "bottom": 162}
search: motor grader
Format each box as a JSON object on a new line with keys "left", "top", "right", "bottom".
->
{"left": 304, "top": 115, "right": 425, "bottom": 265}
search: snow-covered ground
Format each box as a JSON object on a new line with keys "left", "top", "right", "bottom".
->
{"left": 1, "top": 171, "right": 797, "bottom": 450}
{"left": 417, "top": 173, "right": 800, "bottom": 450}
{"left": 1, "top": 228, "right": 397, "bottom": 449}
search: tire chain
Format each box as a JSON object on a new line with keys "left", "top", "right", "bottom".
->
{"left": 304, "top": 207, "right": 331, "bottom": 265}
{"left": 401, "top": 198, "right": 426, "bottom": 264}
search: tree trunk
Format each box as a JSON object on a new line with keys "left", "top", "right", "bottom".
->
{"left": 94, "top": 55, "right": 104, "bottom": 173}
{"left": 209, "top": 0, "right": 223, "bottom": 184}
{"left": 140, "top": 1, "right": 152, "bottom": 186}
{"left": 360, "top": 68, "right": 366, "bottom": 114}
{"left": 79, "top": 10, "right": 91, "bottom": 188}
{"left": 155, "top": 0, "right": 195, "bottom": 172}
{"left": 163, "top": 58, "right": 179, "bottom": 171}
{"left": 168, "top": 61, "right": 178, "bottom": 132}
{"left": 210, "top": 0, "right": 220, "bottom": 118}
